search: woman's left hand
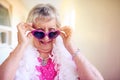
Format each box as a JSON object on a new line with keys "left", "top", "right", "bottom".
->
{"left": 60, "top": 26, "right": 78, "bottom": 55}
{"left": 60, "top": 26, "right": 72, "bottom": 48}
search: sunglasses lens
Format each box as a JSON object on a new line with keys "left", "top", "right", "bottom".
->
{"left": 33, "top": 31, "right": 45, "bottom": 39}
{"left": 49, "top": 31, "right": 59, "bottom": 39}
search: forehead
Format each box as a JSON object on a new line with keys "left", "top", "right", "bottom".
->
{"left": 33, "top": 18, "right": 56, "bottom": 29}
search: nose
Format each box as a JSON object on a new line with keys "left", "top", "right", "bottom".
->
{"left": 43, "top": 32, "right": 50, "bottom": 42}
{"left": 42, "top": 28, "right": 50, "bottom": 42}
{"left": 43, "top": 29, "right": 49, "bottom": 42}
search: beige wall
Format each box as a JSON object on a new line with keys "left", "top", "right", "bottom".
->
{"left": 72, "top": 0, "right": 120, "bottom": 80}
{"left": 57, "top": 0, "right": 120, "bottom": 79}
{"left": 6, "top": 0, "right": 28, "bottom": 46}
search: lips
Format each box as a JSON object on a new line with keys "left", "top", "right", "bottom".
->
{"left": 40, "top": 40, "right": 52, "bottom": 45}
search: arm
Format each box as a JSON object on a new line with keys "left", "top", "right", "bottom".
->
{"left": 66, "top": 43, "right": 104, "bottom": 80}
{"left": 0, "top": 22, "right": 33, "bottom": 80}
{"left": 60, "top": 26, "right": 104, "bottom": 80}
{"left": 0, "top": 44, "right": 27, "bottom": 80}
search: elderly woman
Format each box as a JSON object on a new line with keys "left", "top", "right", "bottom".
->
{"left": 0, "top": 4, "right": 103, "bottom": 80}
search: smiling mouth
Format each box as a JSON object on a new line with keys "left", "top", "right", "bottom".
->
{"left": 40, "top": 41, "right": 51, "bottom": 44}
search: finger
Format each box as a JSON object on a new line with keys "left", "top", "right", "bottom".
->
{"left": 60, "top": 31, "right": 66, "bottom": 41}
{"left": 28, "top": 23, "right": 32, "bottom": 26}
{"left": 28, "top": 33, "right": 33, "bottom": 38}
{"left": 60, "top": 26, "right": 72, "bottom": 35}
{"left": 17, "top": 22, "right": 30, "bottom": 38}
{"left": 60, "top": 31, "right": 67, "bottom": 40}
{"left": 28, "top": 23, "right": 34, "bottom": 30}
{"left": 60, "top": 31, "right": 67, "bottom": 37}
{"left": 25, "top": 31, "right": 31, "bottom": 37}
{"left": 24, "top": 23, "right": 34, "bottom": 31}
{"left": 28, "top": 33, "right": 34, "bottom": 43}
{"left": 60, "top": 30, "right": 71, "bottom": 38}
{"left": 24, "top": 23, "right": 36, "bottom": 36}
{"left": 60, "top": 26, "right": 72, "bottom": 40}
{"left": 17, "top": 22, "right": 25, "bottom": 31}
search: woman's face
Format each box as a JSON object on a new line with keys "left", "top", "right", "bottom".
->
{"left": 32, "top": 18, "right": 58, "bottom": 53}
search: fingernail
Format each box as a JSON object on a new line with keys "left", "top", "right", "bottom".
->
{"left": 28, "top": 23, "right": 33, "bottom": 26}
{"left": 60, "top": 31, "right": 67, "bottom": 37}
{"left": 25, "top": 31, "right": 31, "bottom": 36}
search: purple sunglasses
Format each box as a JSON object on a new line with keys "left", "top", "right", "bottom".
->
{"left": 31, "top": 30, "right": 60, "bottom": 39}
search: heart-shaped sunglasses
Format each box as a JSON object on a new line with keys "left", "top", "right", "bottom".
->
{"left": 31, "top": 30, "right": 60, "bottom": 39}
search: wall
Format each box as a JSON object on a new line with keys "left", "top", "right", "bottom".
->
{"left": 0, "top": 0, "right": 27, "bottom": 64}
{"left": 6, "top": 0, "right": 27, "bottom": 46}
{"left": 73, "top": 0, "right": 120, "bottom": 80}
{"left": 0, "top": 0, "right": 120, "bottom": 79}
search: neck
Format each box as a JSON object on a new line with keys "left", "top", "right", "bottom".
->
{"left": 37, "top": 50, "right": 50, "bottom": 59}
{"left": 40, "top": 53, "right": 49, "bottom": 59}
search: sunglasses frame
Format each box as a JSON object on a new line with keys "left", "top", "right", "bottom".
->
{"left": 31, "top": 29, "right": 60, "bottom": 40}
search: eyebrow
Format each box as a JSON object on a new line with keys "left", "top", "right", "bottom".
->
{"left": 36, "top": 27, "right": 56, "bottom": 31}
{"left": 36, "top": 28, "right": 45, "bottom": 31}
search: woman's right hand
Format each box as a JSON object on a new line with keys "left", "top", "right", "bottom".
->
{"left": 17, "top": 22, "right": 34, "bottom": 46}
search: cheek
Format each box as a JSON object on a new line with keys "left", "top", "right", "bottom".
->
{"left": 33, "top": 39, "right": 40, "bottom": 47}
{"left": 52, "top": 39, "right": 56, "bottom": 44}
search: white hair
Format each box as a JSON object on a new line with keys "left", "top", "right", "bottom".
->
{"left": 26, "top": 4, "right": 61, "bottom": 28}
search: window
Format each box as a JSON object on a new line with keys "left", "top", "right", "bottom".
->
{"left": 0, "top": 4, "right": 11, "bottom": 26}
{"left": 0, "top": 2, "right": 12, "bottom": 45}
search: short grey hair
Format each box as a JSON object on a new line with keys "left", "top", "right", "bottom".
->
{"left": 26, "top": 4, "right": 61, "bottom": 28}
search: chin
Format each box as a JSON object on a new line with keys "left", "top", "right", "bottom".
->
{"left": 33, "top": 40, "right": 53, "bottom": 52}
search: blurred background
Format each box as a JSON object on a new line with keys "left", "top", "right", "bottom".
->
{"left": 0, "top": 0, "right": 120, "bottom": 80}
